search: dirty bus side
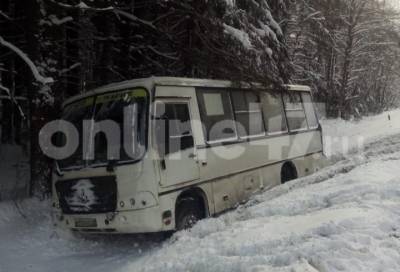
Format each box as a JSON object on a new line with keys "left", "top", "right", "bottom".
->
{"left": 52, "top": 78, "right": 325, "bottom": 233}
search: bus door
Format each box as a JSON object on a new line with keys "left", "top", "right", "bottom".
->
{"left": 154, "top": 99, "right": 200, "bottom": 187}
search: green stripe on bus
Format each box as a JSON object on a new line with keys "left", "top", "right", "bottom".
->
{"left": 95, "top": 89, "right": 147, "bottom": 104}
{"left": 69, "top": 97, "right": 94, "bottom": 108}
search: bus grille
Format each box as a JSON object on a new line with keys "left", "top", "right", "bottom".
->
{"left": 56, "top": 176, "right": 117, "bottom": 214}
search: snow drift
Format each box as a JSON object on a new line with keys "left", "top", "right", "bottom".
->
{"left": 1, "top": 109, "right": 400, "bottom": 272}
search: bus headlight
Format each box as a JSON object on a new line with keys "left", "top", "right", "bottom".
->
{"left": 120, "top": 192, "right": 157, "bottom": 210}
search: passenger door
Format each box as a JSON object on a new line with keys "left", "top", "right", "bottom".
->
{"left": 154, "top": 99, "right": 200, "bottom": 187}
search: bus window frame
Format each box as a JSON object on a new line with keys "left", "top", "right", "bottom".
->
{"left": 153, "top": 100, "right": 195, "bottom": 157}
{"left": 230, "top": 89, "right": 267, "bottom": 140}
{"left": 301, "top": 92, "right": 319, "bottom": 130}
{"left": 282, "top": 92, "right": 310, "bottom": 133}
{"left": 58, "top": 86, "right": 150, "bottom": 172}
{"left": 195, "top": 87, "right": 320, "bottom": 148}
{"left": 196, "top": 87, "right": 239, "bottom": 145}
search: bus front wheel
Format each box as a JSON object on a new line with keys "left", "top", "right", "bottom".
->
{"left": 176, "top": 199, "right": 203, "bottom": 231}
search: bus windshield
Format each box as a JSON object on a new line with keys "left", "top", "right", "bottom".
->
{"left": 58, "top": 88, "right": 148, "bottom": 170}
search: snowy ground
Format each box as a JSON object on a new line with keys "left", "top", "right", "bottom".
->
{"left": 1, "top": 110, "right": 400, "bottom": 272}
{"left": 0, "top": 144, "right": 30, "bottom": 201}
{"left": 321, "top": 109, "right": 400, "bottom": 157}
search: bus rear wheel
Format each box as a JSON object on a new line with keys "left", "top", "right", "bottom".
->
{"left": 281, "top": 162, "right": 298, "bottom": 184}
{"left": 176, "top": 199, "right": 203, "bottom": 231}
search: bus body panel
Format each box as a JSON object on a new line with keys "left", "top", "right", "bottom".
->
{"left": 196, "top": 131, "right": 322, "bottom": 183}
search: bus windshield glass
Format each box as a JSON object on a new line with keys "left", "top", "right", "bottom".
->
{"left": 57, "top": 88, "right": 148, "bottom": 170}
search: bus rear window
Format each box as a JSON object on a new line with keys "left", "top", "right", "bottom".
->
{"left": 261, "top": 92, "right": 288, "bottom": 135}
{"left": 283, "top": 93, "right": 308, "bottom": 132}
{"left": 301, "top": 92, "right": 319, "bottom": 129}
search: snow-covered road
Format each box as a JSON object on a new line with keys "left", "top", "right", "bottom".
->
{"left": 1, "top": 110, "right": 400, "bottom": 272}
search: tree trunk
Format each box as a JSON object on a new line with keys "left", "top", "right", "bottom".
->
{"left": 23, "top": 0, "right": 40, "bottom": 196}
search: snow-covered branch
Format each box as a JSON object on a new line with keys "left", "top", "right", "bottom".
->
{"left": 47, "top": 0, "right": 157, "bottom": 30}
{"left": 113, "top": 9, "right": 157, "bottom": 31}
{"left": 0, "top": 10, "right": 12, "bottom": 20}
{"left": 58, "top": 62, "right": 81, "bottom": 76}
{"left": 47, "top": 0, "right": 113, "bottom": 11}
{"left": 223, "top": 24, "right": 253, "bottom": 50}
{"left": 40, "top": 15, "right": 73, "bottom": 26}
{"left": 146, "top": 46, "right": 179, "bottom": 61}
{"left": 0, "top": 36, "right": 53, "bottom": 85}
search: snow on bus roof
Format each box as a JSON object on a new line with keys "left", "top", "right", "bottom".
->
{"left": 63, "top": 77, "right": 311, "bottom": 107}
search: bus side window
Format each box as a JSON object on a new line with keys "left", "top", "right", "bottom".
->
{"left": 231, "top": 90, "right": 265, "bottom": 138}
{"left": 197, "top": 89, "right": 237, "bottom": 143}
{"left": 301, "top": 92, "right": 319, "bottom": 129}
{"left": 260, "top": 92, "right": 288, "bottom": 135}
{"left": 155, "top": 102, "right": 194, "bottom": 156}
{"left": 283, "top": 93, "right": 308, "bottom": 132}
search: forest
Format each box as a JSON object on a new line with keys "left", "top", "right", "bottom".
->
{"left": 0, "top": 0, "right": 399, "bottom": 197}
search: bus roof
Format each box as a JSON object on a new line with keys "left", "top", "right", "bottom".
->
{"left": 63, "top": 77, "right": 311, "bottom": 107}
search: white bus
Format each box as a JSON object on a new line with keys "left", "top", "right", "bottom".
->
{"left": 52, "top": 77, "right": 326, "bottom": 233}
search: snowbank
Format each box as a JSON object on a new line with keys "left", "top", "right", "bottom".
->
{"left": 321, "top": 109, "right": 400, "bottom": 158}
{"left": 121, "top": 135, "right": 400, "bottom": 272}
{"left": 1, "top": 109, "right": 400, "bottom": 272}
{"left": 0, "top": 144, "right": 30, "bottom": 200}
{"left": 0, "top": 198, "right": 159, "bottom": 272}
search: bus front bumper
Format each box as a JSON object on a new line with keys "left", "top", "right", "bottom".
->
{"left": 54, "top": 205, "right": 171, "bottom": 234}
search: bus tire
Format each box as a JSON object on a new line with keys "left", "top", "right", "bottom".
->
{"left": 281, "top": 162, "right": 298, "bottom": 184}
{"left": 176, "top": 198, "right": 203, "bottom": 231}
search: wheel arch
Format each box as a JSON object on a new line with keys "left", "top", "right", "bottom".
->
{"left": 175, "top": 187, "right": 210, "bottom": 219}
